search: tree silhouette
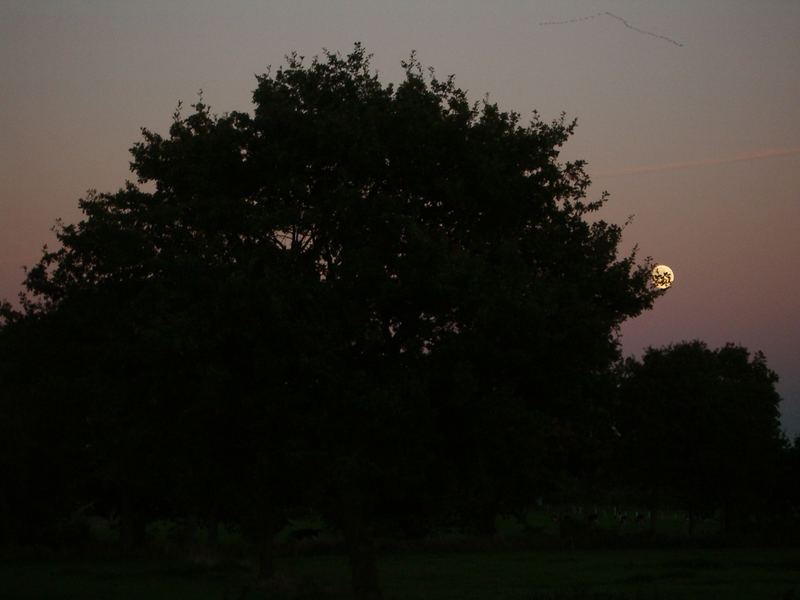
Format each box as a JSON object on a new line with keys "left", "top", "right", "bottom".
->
{"left": 0, "top": 45, "right": 657, "bottom": 598}
{"left": 616, "top": 341, "right": 784, "bottom": 535}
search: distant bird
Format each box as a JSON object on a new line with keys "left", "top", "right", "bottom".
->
{"left": 539, "top": 11, "right": 684, "bottom": 47}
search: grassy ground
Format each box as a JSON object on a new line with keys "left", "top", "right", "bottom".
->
{"left": 2, "top": 546, "right": 799, "bottom": 599}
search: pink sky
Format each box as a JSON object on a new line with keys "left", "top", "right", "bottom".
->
{"left": 2, "top": 0, "right": 799, "bottom": 434}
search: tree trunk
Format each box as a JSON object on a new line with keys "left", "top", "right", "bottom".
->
{"left": 119, "top": 496, "right": 146, "bottom": 551}
{"left": 648, "top": 507, "right": 657, "bottom": 538}
{"left": 254, "top": 513, "right": 284, "bottom": 582}
{"left": 341, "top": 497, "right": 383, "bottom": 600}
{"left": 207, "top": 520, "right": 220, "bottom": 549}
{"left": 722, "top": 504, "right": 741, "bottom": 537}
{"left": 257, "top": 539, "right": 276, "bottom": 581}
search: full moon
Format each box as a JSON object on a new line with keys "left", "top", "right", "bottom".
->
{"left": 651, "top": 264, "right": 674, "bottom": 289}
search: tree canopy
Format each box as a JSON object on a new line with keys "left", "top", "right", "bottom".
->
{"left": 0, "top": 45, "right": 658, "bottom": 598}
{"left": 615, "top": 340, "right": 784, "bottom": 534}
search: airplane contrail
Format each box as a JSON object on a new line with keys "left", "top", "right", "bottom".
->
{"left": 603, "top": 12, "right": 683, "bottom": 47}
{"left": 593, "top": 147, "right": 800, "bottom": 178}
{"left": 539, "top": 11, "right": 683, "bottom": 47}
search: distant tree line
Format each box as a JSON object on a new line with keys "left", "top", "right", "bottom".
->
{"left": 0, "top": 46, "right": 795, "bottom": 599}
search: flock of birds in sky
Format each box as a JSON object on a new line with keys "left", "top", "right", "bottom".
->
{"left": 539, "top": 11, "right": 684, "bottom": 47}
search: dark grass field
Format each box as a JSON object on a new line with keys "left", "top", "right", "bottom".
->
{"left": 2, "top": 546, "right": 799, "bottom": 600}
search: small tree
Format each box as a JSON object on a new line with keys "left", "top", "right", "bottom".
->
{"left": 1, "top": 45, "right": 657, "bottom": 597}
{"left": 616, "top": 341, "right": 784, "bottom": 535}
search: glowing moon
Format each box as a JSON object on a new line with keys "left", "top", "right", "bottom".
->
{"left": 651, "top": 264, "right": 674, "bottom": 289}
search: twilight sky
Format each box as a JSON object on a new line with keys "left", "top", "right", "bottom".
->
{"left": 2, "top": 0, "right": 799, "bottom": 434}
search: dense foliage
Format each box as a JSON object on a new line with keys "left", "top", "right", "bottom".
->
{"left": 615, "top": 341, "right": 786, "bottom": 534}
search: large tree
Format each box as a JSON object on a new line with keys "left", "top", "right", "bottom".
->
{"left": 0, "top": 45, "right": 656, "bottom": 598}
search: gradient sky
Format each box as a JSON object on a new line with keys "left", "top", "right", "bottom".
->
{"left": 2, "top": 0, "right": 799, "bottom": 434}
